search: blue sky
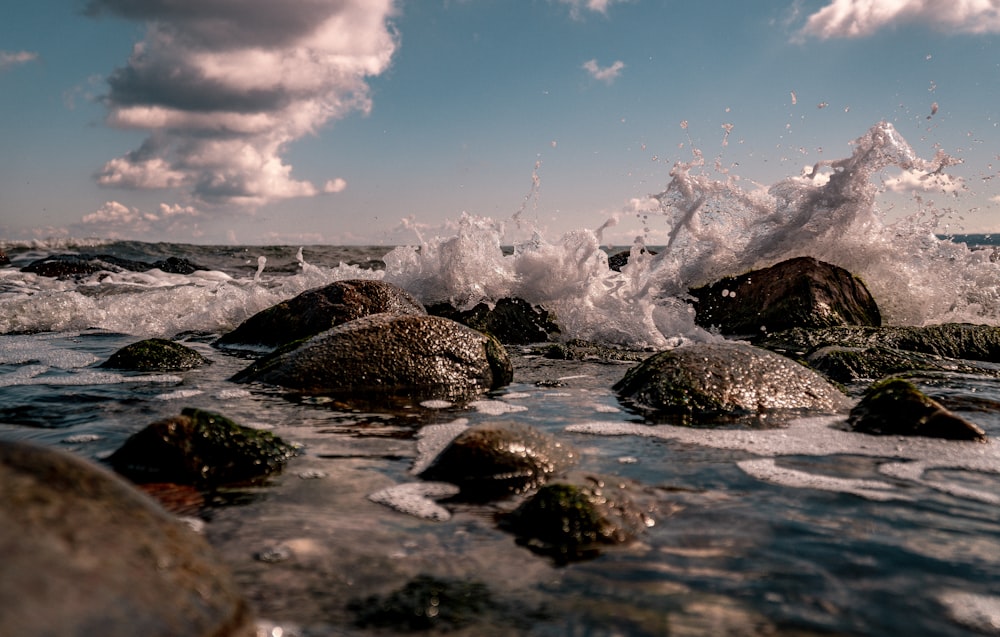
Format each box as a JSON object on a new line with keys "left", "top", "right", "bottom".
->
{"left": 2, "top": 0, "right": 1000, "bottom": 245}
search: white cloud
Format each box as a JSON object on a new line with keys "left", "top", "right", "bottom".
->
{"left": 884, "top": 168, "right": 965, "bottom": 194}
{"left": 88, "top": 0, "right": 399, "bottom": 208}
{"left": 80, "top": 200, "right": 203, "bottom": 239}
{"left": 323, "top": 178, "right": 348, "bottom": 193}
{"left": 82, "top": 201, "right": 153, "bottom": 225}
{"left": 582, "top": 59, "right": 625, "bottom": 84}
{"left": 800, "top": 0, "right": 1000, "bottom": 39}
{"left": 558, "top": 0, "right": 629, "bottom": 20}
{"left": 0, "top": 50, "right": 38, "bottom": 71}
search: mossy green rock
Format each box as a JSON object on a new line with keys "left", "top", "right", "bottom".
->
{"left": 848, "top": 378, "right": 987, "bottom": 441}
{"left": 0, "top": 440, "right": 254, "bottom": 637}
{"left": 614, "top": 342, "right": 851, "bottom": 419}
{"left": 689, "top": 256, "right": 881, "bottom": 337}
{"left": 419, "top": 422, "right": 576, "bottom": 500}
{"left": 216, "top": 279, "right": 425, "bottom": 350}
{"left": 502, "top": 474, "right": 652, "bottom": 562}
{"left": 108, "top": 408, "right": 296, "bottom": 487}
{"left": 101, "top": 338, "right": 210, "bottom": 371}
{"left": 232, "top": 313, "right": 513, "bottom": 402}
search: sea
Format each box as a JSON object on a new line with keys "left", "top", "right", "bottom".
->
{"left": 2, "top": 121, "right": 1000, "bottom": 636}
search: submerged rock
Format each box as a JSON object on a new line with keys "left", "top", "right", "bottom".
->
{"left": 101, "top": 337, "right": 210, "bottom": 372}
{"left": 847, "top": 378, "right": 988, "bottom": 441}
{"left": 760, "top": 323, "right": 1000, "bottom": 364}
{"left": 427, "top": 296, "right": 561, "bottom": 344}
{"left": 501, "top": 474, "right": 653, "bottom": 562}
{"left": 689, "top": 256, "right": 881, "bottom": 337}
{"left": 350, "top": 574, "right": 494, "bottom": 632}
{"left": 216, "top": 279, "right": 425, "bottom": 350}
{"left": 806, "top": 345, "right": 1000, "bottom": 384}
{"left": 0, "top": 440, "right": 254, "bottom": 637}
{"left": 231, "top": 313, "right": 513, "bottom": 402}
{"left": 614, "top": 341, "right": 851, "bottom": 419}
{"left": 418, "top": 422, "right": 576, "bottom": 500}
{"left": 21, "top": 253, "right": 207, "bottom": 278}
{"left": 108, "top": 407, "right": 296, "bottom": 487}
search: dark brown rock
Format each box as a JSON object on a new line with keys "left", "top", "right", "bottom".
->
{"left": 427, "top": 296, "right": 560, "bottom": 344}
{"left": 0, "top": 440, "right": 254, "bottom": 637}
{"left": 848, "top": 378, "right": 987, "bottom": 441}
{"left": 216, "top": 279, "right": 425, "bottom": 350}
{"left": 689, "top": 256, "right": 881, "bottom": 337}
{"left": 100, "top": 338, "right": 210, "bottom": 372}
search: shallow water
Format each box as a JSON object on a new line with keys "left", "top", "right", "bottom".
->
{"left": 2, "top": 122, "right": 1000, "bottom": 635}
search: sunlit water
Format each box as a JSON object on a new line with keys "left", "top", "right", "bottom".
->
{"left": 1, "top": 122, "right": 999, "bottom": 635}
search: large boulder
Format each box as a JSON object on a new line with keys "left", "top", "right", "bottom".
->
{"left": 500, "top": 474, "right": 653, "bottom": 562}
{"left": 0, "top": 440, "right": 254, "bottom": 637}
{"left": 231, "top": 313, "right": 513, "bottom": 402}
{"left": 108, "top": 407, "right": 296, "bottom": 487}
{"left": 614, "top": 342, "right": 851, "bottom": 420}
{"left": 100, "top": 338, "right": 211, "bottom": 372}
{"left": 216, "top": 279, "right": 425, "bottom": 350}
{"left": 688, "top": 256, "right": 881, "bottom": 337}
{"left": 418, "top": 422, "right": 576, "bottom": 500}
{"left": 847, "top": 378, "right": 988, "bottom": 441}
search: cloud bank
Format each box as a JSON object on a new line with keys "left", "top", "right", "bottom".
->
{"left": 87, "top": 0, "right": 399, "bottom": 207}
{"left": 558, "top": 0, "right": 628, "bottom": 20}
{"left": 800, "top": 0, "right": 1000, "bottom": 39}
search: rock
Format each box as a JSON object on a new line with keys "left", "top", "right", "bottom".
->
{"left": 688, "top": 256, "right": 881, "bottom": 337}
{"left": 806, "top": 345, "right": 1000, "bottom": 384}
{"left": 231, "top": 313, "right": 513, "bottom": 402}
{"left": 760, "top": 323, "right": 1000, "bottom": 364}
{"left": 539, "top": 338, "right": 651, "bottom": 362}
{"left": 427, "top": 297, "right": 560, "bottom": 345}
{"left": 0, "top": 440, "right": 254, "bottom": 637}
{"left": 107, "top": 407, "right": 296, "bottom": 487}
{"left": 500, "top": 474, "right": 653, "bottom": 562}
{"left": 418, "top": 422, "right": 576, "bottom": 500}
{"left": 607, "top": 247, "right": 657, "bottom": 272}
{"left": 614, "top": 342, "right": 851, "bottom": 419}
{"left": 100, "top": 338, "right": 211, "bottom": 371}
{"left": 21, "top": 253, "right": 207, "bottom": 279}
{"left": 216, "top": 279, "right": 426, "bottom": 350}
{"left": 847, "top": 378, "right": 988, "bottom": 441}
{"left": 349, "top": 575, "right": 494, "bottom": 632}
{"left": 0, "top": 251, "right": 10, "bottom": 267}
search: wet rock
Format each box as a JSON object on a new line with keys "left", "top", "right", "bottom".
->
{"left": 108, "top": 407, "right": 296, "bottom": 487}
{"left": 231, "top": 313, "right": 513, "bottom": 402}
{"left": 216, "top": 279, "right": 425, "bottom": 350}
{"left": 607, "top": 247, "right": 657, "bottom": 272}
{"left": 539, "top": 338, "right": 652, "bottom": 362}
{"left": 760, "top": 323, "right": 1000, "bottom": 364}
{"left": 614, "top": 341, "right": 851, "bottom": 419}
{"left": 418, "top": 421, "right": 576, "bottom": 500}
{"left": 847, "top": 378, "right": 988, "bottom": 441}
{"left": 100, "top": 337, "right": 211, "bottom": 371}
{"left": 806, "top": 345, "right": 1000, "bottom": 384}
{"left": 0, "top": 251, "right": 10, "bottom": 267}
{"left": 0, "top": 440, "right": 254, "bottom": 637}
{"left": 427, "top": 296, "right": 560, "bottom": 344}
{"left": 21, "top": 253, "right": 207, "bottom": 278}
{"left": 349, "top": 574, "right": 494, "bottom": 632}
{"left": 501, "top": 474, "right": 653, "bottom": 562}
{"left": 689, "top": 256, "right": 881, "bottom": 337}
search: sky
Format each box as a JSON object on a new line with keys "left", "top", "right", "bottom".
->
{"left": 2, "top": 0, "right": 1000, "bottom": 245}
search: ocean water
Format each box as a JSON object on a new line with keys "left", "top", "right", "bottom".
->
{"left": 2, "top": 121, "right": 1000, "bottom": 636}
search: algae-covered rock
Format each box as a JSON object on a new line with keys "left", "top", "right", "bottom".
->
{"left": 501, "top": 474, "right": 653, "bottom": 562}
{"left": 418, "top": 422, "right": 576, "bottom": 500}
{"left": 0, "top": 440, "right": 254, "bottom": 637}
{"left": 108, "top": 407, "right": 296, "bottom": 487}
{"left": 760, "top": 323, "right": 1000, "bottom": 363}
{"left": 614, "top": 342, "right": 851, "bottom": 419}
{"left": 689, "top": 256, "right": 881, "bottom": 337}
{"left": 232, "top": 313, "right": 513, "bottom": 402}
{"left": 427, "top": 296, "right": 560, "bottom": 344}
{"left": 350, "top": 574, "right": 494, "bottom": 632}
{"left": 216, "top": 279, "right": 425, "bottom": 350}
{"left": 847, "top": 378, "right": 988, "bottom": 441}
{"left": 101, "top": 337, "right": 210, "bottom": 371}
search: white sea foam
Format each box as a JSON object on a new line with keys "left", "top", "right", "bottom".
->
{"left": 412, "top": 420, "right": 469, "bottom": 475}
{"left": 368, "top": 482, "right": 461, "bottom": 521}
{"left": 467, "top": 399, "right": 528, "bottom": 415}
{"left": 939, "top": 591, "right": 1000, "bottom": 634}
{"left": 567, "top": 418, "right": 1000, "bottom": 503}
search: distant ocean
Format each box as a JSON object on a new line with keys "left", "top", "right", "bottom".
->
{"left": 2, "top": 121, "right": 998, "bottom": 635}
